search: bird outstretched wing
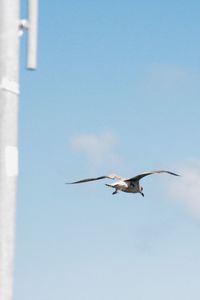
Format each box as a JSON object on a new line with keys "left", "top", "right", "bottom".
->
{"left": 125, "top": 170, "right": 180, "bottom": 183}
{"left": 66, "top": 173, "right": 124, "bottom": 184}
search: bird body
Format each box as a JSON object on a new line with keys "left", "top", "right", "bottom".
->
{"left": 106, "top": 180, "right": 140, "bottom": 194}
{"left": 67, "top": 170, "right": 180, "bottom": 196}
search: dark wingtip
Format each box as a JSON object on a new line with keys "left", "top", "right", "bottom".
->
{"left": 167, "top": 171, "right": 181, "bottom": 177}
{"left": 173, "top": 173, "right": 181, "bottom": 177}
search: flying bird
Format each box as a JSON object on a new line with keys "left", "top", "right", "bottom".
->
{"left": 67, "top": 170, "right": 180, "bottom": 196}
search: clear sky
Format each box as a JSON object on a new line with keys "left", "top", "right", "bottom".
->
{"left": 15, "top": 1, "right": 200, "bottom": 299}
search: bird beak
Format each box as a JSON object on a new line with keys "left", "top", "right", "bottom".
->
{"left": 140, "top": 192, "right": 144, "bottom": 197}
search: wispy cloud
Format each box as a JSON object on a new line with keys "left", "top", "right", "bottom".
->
{"left": 141, "top": 63, "right": 200, "bottom": 99}
{"left": 71, "top": 131, "right": 121, "bottom": 168}
{"left": 167, "top": 161, "right": 200, "bottom": 218}
{"left": 145, "top": 63, "right": 187, "bottom": 88}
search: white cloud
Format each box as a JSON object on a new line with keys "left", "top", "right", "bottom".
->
{"left": 71, "top": 131, "right": 121, "bottom": 167}
{"left": 167, "top": 162, "right": 200, "bottom": 218}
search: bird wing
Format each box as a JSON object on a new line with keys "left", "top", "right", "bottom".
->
{"left": 125, "top": 170, "right": 180, "bottom": 183}
{"left": 107, "top": 173, "right": 126, "bottom": 181}
{"left": 66, "top": 174, "right": 123, "bottom": 184}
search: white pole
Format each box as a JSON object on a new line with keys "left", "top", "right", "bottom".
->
{"left": 27, "top": 0, "right": 38, "bottom": 69}
{"left": 0, "top": 0, "right": 20, "bottom": 299}
{"left": 0, "top": 0, "right": 38, "bottom": 298}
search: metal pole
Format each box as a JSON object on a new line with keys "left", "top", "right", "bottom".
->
{"left": 0, "top": 0, "right": 20, "bottom": 299}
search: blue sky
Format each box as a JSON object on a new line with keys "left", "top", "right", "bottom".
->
{"left": 15, "top": 1, "right": 200, "bottom": 299}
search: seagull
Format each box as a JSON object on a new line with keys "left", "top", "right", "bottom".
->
{"left": 67, "top": 170, "right": 180, "bottom": 196}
